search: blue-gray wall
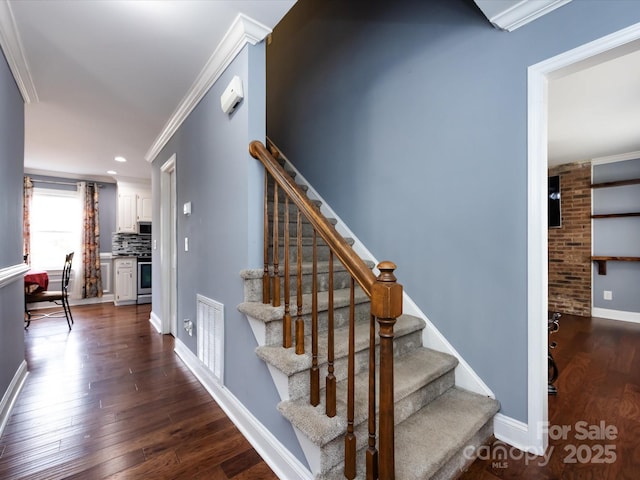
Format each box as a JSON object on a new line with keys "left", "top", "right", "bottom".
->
{"left": 593, "top": 159, "right": 640, "bottom": 312}
{"left": 151, "top": 43, "right": 305, "bottom": 463}
{"left": 27, "top": 174, "right": 117, "bottom": 254}
{"left": 0, "top": 49, "right": 26, "bottom": 403}
{"left": 267, "top": 0, "right": 640, "bottom": 422}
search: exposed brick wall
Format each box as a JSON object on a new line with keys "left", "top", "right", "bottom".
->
{"left": 548, "top": 162, "right": 592, "bottom": 317}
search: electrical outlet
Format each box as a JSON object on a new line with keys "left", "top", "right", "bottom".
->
{"left": 183, "top": 319, "right": 193, "bottom": 336}
{"left": 604, "top": 290, "right": 613, "bottom": 301}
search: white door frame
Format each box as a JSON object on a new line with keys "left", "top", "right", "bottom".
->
{"left": 161, "top": 154, "right": 178, "bottom": 336}
{"left": 525, "top": 22, "right": 640, "bottom": 454}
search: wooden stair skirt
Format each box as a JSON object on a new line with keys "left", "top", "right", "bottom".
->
{"left": 239, "top": 140, "right": 499, "bottom": 479}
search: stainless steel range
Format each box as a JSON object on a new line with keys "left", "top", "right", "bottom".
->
{"left": 137, "top": 256, "right": 151, "bottom": 304}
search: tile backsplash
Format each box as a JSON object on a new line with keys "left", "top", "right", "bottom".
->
{"left": 112, "top": 232, "right": 152, "bottom": 256}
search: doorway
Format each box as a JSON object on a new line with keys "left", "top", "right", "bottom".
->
{"left": 527, "top": 24, "right": 640, "bottom": 454}
{"left": 161, "top": 154, "right": 178, "bottom": 336}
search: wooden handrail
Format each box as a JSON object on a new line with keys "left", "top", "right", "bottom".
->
{"left": 251, "top": 139, "right": 400, "bottom": 479}
{"left": 249, "top": 140, "right": 377, "bottom": 297}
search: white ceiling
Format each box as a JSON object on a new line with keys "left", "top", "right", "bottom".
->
{"left": 4, "top": 0, "right": 639, "bottom": 181}
{"left": 8, "top": 0, "right": 295, "bottom": 182}
{"left": 548, "top": 44, "right": 640, "bottom": 166}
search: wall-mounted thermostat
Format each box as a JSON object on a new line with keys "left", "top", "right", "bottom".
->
{"left": 220, "top": 75, "right": 244, "bottom": 114}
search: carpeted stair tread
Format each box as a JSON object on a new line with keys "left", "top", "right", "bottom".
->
{"left": 238, "top": 285, "right": 370, "bottom": 324}
{"left": 394, "top": 388, "right": 499, "bottom": 480}
{"left": 257, "top": 314, "right": 425, "bottom": 376}
{"left": 277, "top": 347, "right": 454, "bottom": 446}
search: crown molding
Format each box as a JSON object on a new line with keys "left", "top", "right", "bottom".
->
{"left": 591, "top": 150, "right": 640, "bottom": 165}
{"left": 145, "top": 13, "right": 271, "bottom": 163}
{"left": 0, "top": 0, "right": 38, "bottom": 103}
{"left": 24, "top": 167, "right": 117, "bottom": 184}
{"left": 475, "top": 0, "right": 573, "bottom": 32}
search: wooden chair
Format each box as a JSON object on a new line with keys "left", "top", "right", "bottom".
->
{"left": 25, "top": 252, "right": 74, "bottom": 330}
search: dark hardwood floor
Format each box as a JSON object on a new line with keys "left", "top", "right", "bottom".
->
{"left": 460, "top": 313, "right": 640, "bottom": 479}
{"left": 4, "top": 306, "right": 639, "bottom": 479}
{"left": 0, "top": 303, "right": 278, "bottom": 480}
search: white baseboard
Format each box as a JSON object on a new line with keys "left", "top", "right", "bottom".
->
{"left": 149, "top": 311, "right": 162, "bottom": 333}
{"left": 70, "top": 294, "right": 115, "bottom": 306}
{"left": 173, "top": 338, "right": 313, "bottom": 480}
{"left": 0, "top": 360, "right": 28, "bottom": 438}
{"left": 592, "top": 307, "right": 640, "bottom": 324}
{"left": 494, "top": 413, "right": 546, "bottom": 455}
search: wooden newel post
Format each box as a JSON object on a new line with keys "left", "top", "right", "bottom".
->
{"left": 371, "top": 261, "right": 402, "bottom": 480}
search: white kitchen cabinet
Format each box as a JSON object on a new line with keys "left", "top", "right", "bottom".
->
{"left": 117, "top": 182, "right": 151, "bottom": 232}
{"left": 137, "top": 190, "right": 152, "bottom": 223}
{"left": 117, "top": 190, "right": 137, "bottom": 233}
{"left": 114, "top": 257, "right": 137, "bottom": 305}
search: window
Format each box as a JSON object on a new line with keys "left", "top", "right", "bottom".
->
{"left": 30, "top": 187, "right": 82, "bottom": 270}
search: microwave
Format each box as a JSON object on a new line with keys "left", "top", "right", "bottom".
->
{"left": 138, "top": 222, "right": 152, "bottom": 235}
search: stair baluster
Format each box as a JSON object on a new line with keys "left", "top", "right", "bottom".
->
{"left": 326, "top": 250, "right": 336, "bottom": 417}
{"left": 344, "top": 276, "right": 356, "bottom": 479}
{"left": 283, "top": 196, "right": 292, "bottom": 348}
{"left": 367, "top": 312, "right": 378, "bottom": 480}
{"left": 310, "top": 229, "right": 320, "bottom": 406}
{"left": 262, "top": 173, "right": 270, "bottom": 304}
{"left": 295, "top": 209, "right": 305, "bottom": 355}
{"left": 272, "top": 184, "right": 280, "bottom": 307}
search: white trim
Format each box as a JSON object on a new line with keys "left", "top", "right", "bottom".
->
{"left": 0, "top": 360, "right": 28, "bottom": 438}
{"left": 527, "top": 62, "right": 549, "bottom": 455}
{"left": 145, "top": 13, "right": 271, "bottom": 162}
{"left": 527, "top": 21, "right": 640, "bottom": 455}
{"left": 149, "top": 310, "right": 162, "bottom": 334}
{"left": 591, "top": 150, "right": 640, "bottom": 165}
{"left": 592, "top": 307, "right": 640, "bottom": 324}
{"left": 160, "top": 154, "right": 177, "bottom": 335}
{"left": 174, "top": 338, "right": 313, "bottom": 480}
{"left": 480, "top": 0, "right": 573, "bottom": 32}
{"left": 493, "top": 413, "right": 545, "bottom": 455}
{"left": 0, "top": 263, "right": 29, "bottom": 288}
{"left": 69, "top": 295, "right": 114, "bottom": 306}
{"left": 0, "top": 0, "right": 38, "bottom": 103}
{"left": 276, "top": 147, "right": 494, "bottom": 398}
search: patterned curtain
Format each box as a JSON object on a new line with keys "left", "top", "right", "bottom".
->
{"left": 82, "top": 182, "right": 103, "bottom": 298}
{"left": 23, "top": 176, "right": 33, "bottom": 264}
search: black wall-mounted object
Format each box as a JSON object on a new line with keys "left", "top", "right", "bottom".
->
{"left": 548, "top": 175, "right": 561, "bottom": 228}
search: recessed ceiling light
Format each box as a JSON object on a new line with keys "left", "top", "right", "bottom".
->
{"left": 114, "top": 156, "right": 127, "bottom": 162}
{"left": 107, "top": 170, "right": 117, "bottom": 175}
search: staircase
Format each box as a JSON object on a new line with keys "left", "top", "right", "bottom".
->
{"left": 239, "top": 140, "right": 499, "bottom": 479}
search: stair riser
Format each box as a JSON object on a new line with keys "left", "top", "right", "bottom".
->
{"left": 317, "top": 369, "right": 456, "bottom": 476}
{"left": 263, "top": 301, "right": 371, "bottom": 346}
{"left": 268, "top": 244, "right": 333, "bottom": 263}
{"left": 286, "top": 330, "right": 423, "bottom": 401}
{"left": 285, "top": 270, "right": 354, "bottom": 298}
{"left": 269, "top": 220, "right": 317, "bottom": 238}
{"left": 242, "top": 268, "right": 353, "bottom": 302}
{"left": 268, "top": 200, "right": 321, "bottom": 217}
{"left": 267, "top": 185, "right": 309, "bottom": 200}
{"left": 431, "top": 420, "right": 493, "bottom": 480}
